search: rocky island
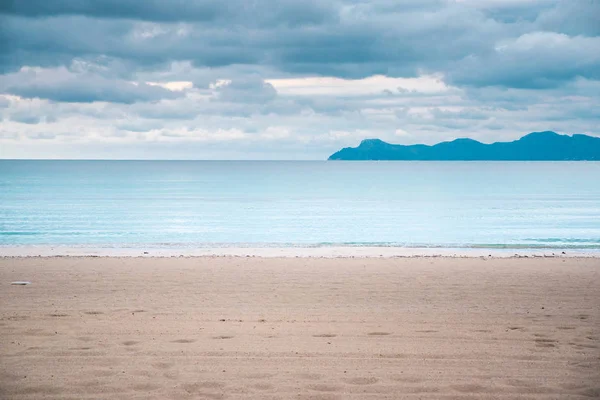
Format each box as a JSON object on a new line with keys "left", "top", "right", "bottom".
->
{"left": 328, "top": 131, "right": 600, "bottom": 160}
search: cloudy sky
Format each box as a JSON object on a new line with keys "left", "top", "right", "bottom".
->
{"left": 1, "top": 0, "right": 599, "bottom": 159}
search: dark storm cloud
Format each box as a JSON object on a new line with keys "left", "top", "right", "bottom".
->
{"left": 9, "top": 112, "right": 41, "bottom": 124}
{"left": 448, "top": 32, "right": 600, "bottom": 88}
{"left": 1, "top": 0, "right": 336, "bottom": 26}
{"left": 1, "top": 0, "right": 223, "bottom": 22}
{"left": 0, "top": 67, "right": 183, "bottom": 103}
{"left": 535, "top": 0, "right": 600, "bottom": 36}
{"left": 468, "top": 0, "right": 556, "bottom": 23}
{"left": 213, "top": 77, "right": 278, "bottom": 103}
{"left": 0, "top": 1, "right": 497, "bottom": 75}
{"left": 3, "top": 0, "right": 598, "bottom": 87}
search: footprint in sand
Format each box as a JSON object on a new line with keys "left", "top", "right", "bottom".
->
{"left": 7, "top": 316, "right": 30, "bottom": 322}
{"left": 307, "top": 383, "right": 342, "bottom": 392}
{"left": 23, "top": 329, "right": 54, "bottom": 337}
{"left": 534, "top": 338, "right": 558, "bottom": 348}
{"left": 244, "top": 372, "right": 276, "bottom": 379}
{"left": 132, "top": 383, "right": 161, "bottom": 392}
{"left": 344, "top": 377, "right": 378, "bottom": 385}
{"left": 12, "top": 385, "right": 62, "bottom": 396}
{"left": 451, "top": 383, "right": 489, "bottom": 393}
{"left": 297, "top": 373, "right": 322, "bottom": 381}
{"left": 163, "top": 372, "right": 179, "bottom": 380}
{"left": 152, "top": 362, "right": 174, "bottom": 370}
{"left": 253, "top": 382, "right": 274, "bottom": 390}
{"left": 507, "top": 326, "right": 524, "bottom": 331}
{"left": 580, "top": 388, "right": 600, "bottom": 398}
{"left": 389, "top": 375, "right": 423, "bottom": 383}
{"left": 534, "top": 338, "right": 557, "bottom": 343}
{"left": 298, "top": 395, "right": 342, "bottom": 400}
{"left": 180, "top": 382, "right": 226, "bottom": 397}
{"left": 379, "top": 353, "right": 408, "bottom": 359}
{"left": 91, "top": 369, "right": 118, "bottom": 378}
{"left": 185, "top": 382, "right": 225, "bottom": 390}
{"left": 572, "top": 343, "right": 599, "bottom": 349}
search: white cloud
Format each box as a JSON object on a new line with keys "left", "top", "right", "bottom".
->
{"left": 268, "top": 74, "right": 450, "bottom": 96}
{"left": 146, "top": 81, "right": 193, "bottom": 91}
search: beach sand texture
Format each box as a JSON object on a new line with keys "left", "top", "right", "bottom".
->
{"left": 1, "top": 256, "right": 599, "bottom": 399}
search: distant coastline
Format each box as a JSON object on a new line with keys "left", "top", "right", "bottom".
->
{"left": 329, "top": 131, "right": 600, "bottom": 161}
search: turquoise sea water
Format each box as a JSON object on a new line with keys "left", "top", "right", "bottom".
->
{"left": 1, "top": 160, "right": 600, "bottom": 250}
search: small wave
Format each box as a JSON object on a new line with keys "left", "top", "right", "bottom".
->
{"left": 0, "top": 231, "right": 41, "bottom": 236}
{"left": 522, "top": 238, "right": 600, "bottom": 244}
{"left": 3, "top": 241, "right": 599, "bottom": 250}
{"left": 466, "top": 243, "right": 600, "bottom": 250}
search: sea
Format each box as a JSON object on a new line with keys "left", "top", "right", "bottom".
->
{"left": 1, "top": 160, "right": 599, "bottom": 256}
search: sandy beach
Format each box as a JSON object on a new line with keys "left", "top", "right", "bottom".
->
{"left": 1, "top": 256, "right": 599, "bottom": 399}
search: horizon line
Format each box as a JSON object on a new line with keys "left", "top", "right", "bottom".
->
{"left": 0, "top": 158, "right": 324, "bottom": 162}
{"left": 2, "top": 159, "right": 600, "bottom": 163}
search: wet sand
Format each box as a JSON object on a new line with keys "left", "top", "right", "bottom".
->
{"left": 1, "top": 256, "right": 599, "bottom": 399}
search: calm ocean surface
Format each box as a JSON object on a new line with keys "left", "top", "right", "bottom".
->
{"left": 1, "top": 160, "right": 600, "bottom": 251}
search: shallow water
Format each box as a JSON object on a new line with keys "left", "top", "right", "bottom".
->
{"left": 1, "top": 160, "right": 599, "bottom": 250}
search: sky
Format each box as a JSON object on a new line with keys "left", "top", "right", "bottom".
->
{"left": 1, "top": 0, "right": 599, "bottom": 160}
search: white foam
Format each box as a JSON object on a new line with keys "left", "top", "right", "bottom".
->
{"left": 1, "top": 245, "right": 598, "bottom": 258}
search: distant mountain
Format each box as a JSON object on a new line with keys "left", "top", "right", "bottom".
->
{"left": 328, "top": 131, "right": 600, "bottom": 161}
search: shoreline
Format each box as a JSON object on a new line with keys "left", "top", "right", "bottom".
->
{"left": 1, "top": 245, "right": 599, "bottom": 258}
